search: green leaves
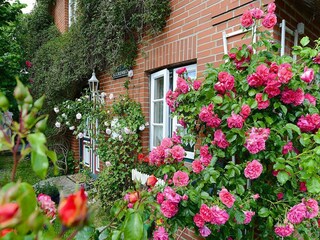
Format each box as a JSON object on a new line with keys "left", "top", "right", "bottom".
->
{"left": 258, "top": 207, "right": 270, "bottom": 218}
{"left": 277, "top": 171, "right": 290, "bottom": 185}
{"left": 306, "top": 176, "right": 320, "bottom": 193}
{"left": 300, "top": 36, "right": 310, "bottom": 47}
{"left": 285, "top": 123, "right": 301, "bottom": 135}
{"left": 123, "top": 212, "right": 144, "bottom": 240}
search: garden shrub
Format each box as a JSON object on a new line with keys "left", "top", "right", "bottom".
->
{"left": 34, "top": 182, "right": 60, "bottom": 204}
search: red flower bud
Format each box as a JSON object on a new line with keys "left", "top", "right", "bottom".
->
{"left": 58, "top": 188, "right": 88, "bottom": 227}
{"left": 0, "top": 229, "right": 14, "bottom": 237}
{"left": 0, "top": 203, "right": 20, "bottom": 228}
{"left": 146, "top": 175, "right": 158, "bottom": 187}
{"left": 129, "top": 191, "right": 139, "bottom": 204}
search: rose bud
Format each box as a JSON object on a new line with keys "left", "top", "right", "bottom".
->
{"left": 0, "top": 203, "right": 20, "bottom": 228}
{"left": 129, "top": 191, "right": 139, "bottom": 204}
{"left": 0, "top": 229, "right": 14, "bottom": 237}
{"left": 58, "top": 188, "right": 88, "bottom": 227}
{"left": 146, "top": 175, "right": 158, "bottom": 187}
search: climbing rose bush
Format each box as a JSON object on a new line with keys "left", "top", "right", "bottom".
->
{"left": 103, "top": 2, "right": 320, "bottom": 240}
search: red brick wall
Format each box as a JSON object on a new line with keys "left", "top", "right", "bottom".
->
{"left": 51, "top": 0, "right": 69, "bottom": 33}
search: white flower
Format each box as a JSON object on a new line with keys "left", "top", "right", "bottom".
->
{"left": 55, "top": 122, "right": 61, "bottom": 128}
{"left": 101, "top": 92, "right": 107, "bottom": 98}
{"left": 105, "top": 161, "right": 111, "bottom": 167}
{"left": 128, "top": 69, "right": 134, "bottom": 78}
{"left": 106, "top": 128, "right": 112, "bottom": 135}
{"left": 77, "top": 99, "right": 82, "bottom": 102}
{"left": 85, "top": 95, "right": 90, "bottom": 99}
{"left": 66, "top": 121, "right": 70, "bottom": 126}
{"left": 77, "top": 132, "right": 84, "bottom": 139}
{"left": 118, "top": 135, "right": 123, "bottom": 141}
{"left": 76, "top": 113, "right": 82, "bottom": 120}
{"left": 124, "top": 127, "right": 131, "bottom": 134}
{"left": 107, "top": 110, "right": 110, "bottom": 114}
{"left": 145, "top": 122, "right": 149, "bottom": 126}
{"left": 104, "top": 121, "right": 109, "bottom": 126}
{"left": 62, "top": 113, "right": 67, "bottom": 119}
{"left": 67, "top": 105, "right": 70, "bottom": 109}
{"left": 54, "top": 107, "right": 59, "bottom": 113}
{"left": 109, "top": 93, "right": 114, "bottom": 100}
{"left": 69, "top": 126, "right": 75, "bottom": 131}
{"left": 139, "top": 125, "right": 145, "bottom": 131}
{"left": 111, "top": 118, "right": 119, "bottom": 127}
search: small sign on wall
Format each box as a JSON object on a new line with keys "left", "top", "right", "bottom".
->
{"left": 112, "top": 66, "right": 129, "bottom": 79}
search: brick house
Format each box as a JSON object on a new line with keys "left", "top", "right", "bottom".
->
{"left": 51, "top": 0, "right": 320, "bottom": 177}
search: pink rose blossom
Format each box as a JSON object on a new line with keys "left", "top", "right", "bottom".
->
{"left": 199, "top": 226, "right": 211, "bottom": 237}
{"left": 182, "top": 195, "right": 188, "bottom": 201}
{"left": 303, "top": 198, "right": 319, "bottom": 219}
{"left": 219, "top": 188, "right": 236, "bottom": 208}
{"left": 252, "top": 194, "right": 260, "bottom": 200}
{"left": 26, "top": 60, "right": 32, "bottom": 68}
{"left": 313, "top": 53, "right": 320, "bottom": 64}
{"left": 214, "top": 72, "right": 235, "bottom": 94}
{"left": 281, "top": 88, "right": 304, "bottom": 106}
{"left": 278, "top": 63, "right": 292, "bottom": 84}
{"left": 244, "top": 127, "right": 270, "bottom": 154}
{"left": 282, "top": 142, "right": 299, "bottom": 155}
{"left": 173, "top": 171, "right": 189, "bottom": 187}
{"left": 227, "top": 112, "right": 244, "bottom": 129}
{"left": 213, "top": 130, "right": 229, "bottom": 149}
{"left": 244, "top": 160, "right": 263, "bottom": 179}
{"left": 240, "top": 104, "right": 251, "bottom": 119}
{"left": 297, "top": 114, "right": 320, "bottom": 132}
{"left": 262, "top": 13, "right": 277, "bottom": 28}
{"left": 153, "top": 226, "right": 169, "bottom": 240}
{"left": 166, "top": 90, "right": 180, "bottom": 112}
{"left": 149, "top": 146, "right": 165, "bottom": 166}
{"left": 269, "top": 62, "right": 279, "bottom": 73}
{"left": 193, "top": 80, "right": 201, "bottom": 90}
{"left": 264, "top": 81, "right": 281, "bottom": 98}
{"left": 200, "top": 145, "right": 212, "bottom": 166}
{"left": 301, "top": 67, "right": 314, "bottom": 83}
{"left": 178, "top": 118, "right": 187, "bottom": 128}
{"left": 160, "top": 200, "right": 179, "bottom": 218}
{"left": 256, "top": 64, "right": 269, "bottom": 81}
{"left": 305, "top": 93, "right": 316, "bottom": 106}
{"left": 127, "top": 203, "right": 133, "bottom": 208}
{"left": 210, "top": 206, "right": 229, "bottom": 225}
{"left": 170, "top": 145, "right": 185, "bottom": 161}
{"left": 200, "top": 204, "right": 213, "bottom": 222}
{"left": 247, "top": 73, "right": 264, "bottom": 87}
{"left": 240, "top": 10, "right": 254, "bottom": 28}
{"left": 37, "top": 194, "right": 56, "bottom": 218}
{"left": 157, "top": 193, "right": 165, "bottom": 204}
{"left": 177, "top": 77, "right": 189, "bottom": 94}
{"left": 163, "top": 186, "right": 182, "bottom": 203}
{"left": 176, "top": 67, "right": 187, "bottom": 75}
{"left": 199, "top": 104, "right": 221, "bottom": 128}
{"left": 192, "top": 159, "right": 204, "bottom": 174}
{"left": 161, "top": 138, "right": 173, "bottom": 149}
{"left": 255, "top": 93, "right": 270, "bottom": 109}
{"left": 193, "top": 213, "right": 205, "bottom": 228}
{"left": 243, "top": 211, "right": 255, "bottom": 224}
{"left": 250, "top": 8, "right": 263, "bottom": 19}
{"left": 267, "top": 2, "right": 276, "bottom": 13}
{"left": 274, "top": 223, "right": 294, "bottom": 237}
{"left": 172, "top": 131, "right": 182, "bottom": 144}
{"left": 287, "top": 203, "right": 307, "bottom": 224}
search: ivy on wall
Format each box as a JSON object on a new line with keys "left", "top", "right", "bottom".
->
{"left": 21, "top": 0, "right": 171, "bottom": 130}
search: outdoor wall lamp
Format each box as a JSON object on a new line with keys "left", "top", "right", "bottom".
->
{"left": 88, "top": 70, "right": 99, "bottom": 93}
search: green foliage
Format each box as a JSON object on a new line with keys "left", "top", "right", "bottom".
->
{"left": 34, "top": 182, "right": 60, "bottom": 203}
{"left": 20, "top": 0, "right": 171, "bottom": 134}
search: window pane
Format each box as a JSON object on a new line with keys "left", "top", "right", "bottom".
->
{"left": 176, "top": 125, "right": 194, "bottom": 152}
{"left": 153, "top": 101, "right": 163, "bottom": 123}
{"left": 154, "top": 76, "right": 164, "bottom": 99}
{"left": 153, "top": 126, "right": 163, "bottom": 147}
{"left": 188, "top": 69, "right": 196, "bottom": 80}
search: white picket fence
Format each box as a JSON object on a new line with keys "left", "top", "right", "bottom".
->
{"left": 131, "top": 169, "right": 165, "bottom": 186}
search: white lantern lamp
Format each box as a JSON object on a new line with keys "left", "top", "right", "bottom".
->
{"left": 88, "top": 70, "right": 99, "bottom": 93}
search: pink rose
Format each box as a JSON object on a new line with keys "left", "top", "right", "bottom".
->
{"left": 200, "top": 204, "right": 213, "bottom": 222}
{"left": 252, "top": 194, "right": 260, "bottom": 200}
{"left": 243, "top": 211, "right": 255, "bottom": 224}
{"left": 165, "top": 90, "right": 179, "bottom": 112}
{"left": 37, "top": 194, "right": 56, "bottom": 219}
{"left": 282, "top": 141, "right": 299, "bottom": 155}
{"left": 301, "top": 67, "right": 314, "bottom": 83}
{"left": 192, "top": 159, "right": 204, "bottom": 174}
{"left": 156, "top": 193, "right": 165, "bottom": 204}
{"left": 299, "top": 182, "right": 307, "bottom": 192}
{"left": 163, "top": 186, "right": 181, "bottom": 203}
{"left": 305, "top": 93, "right": 316, "bottom": 106}
{"left": 303, "top": 198, "right": 319, "bottom": 219}
{"left": 161, "top": 138, "right": 173, "bottom": 149}
{"left": 160, "top": 200, "right": 179, "bottom": 218}
{"left": 267, "top": 2, "right": 276, "bottom": 13}
{"left": 170, "top": 145, "right": 185, "bottom": 161}
{"left": 264, "top": 80, "right": 281, "bottom": 98}
{"left": 227, "top": 112, "right": 244, "bottom": 129}
{"left": 172, "top": 171, "right": 189, "bottom": 187}
{"left": 210, "top": 206, "right": 229, "bottom": 225}
{"left": 153, "top": 226, "right": 169, "bottom": 240}
{"left": 199, "top": 226, "right": 211, "bottom": 237}
{"left": 250, "top": 8, "right": 263, "bottom": 19}
{"left": 193, "top": 213, "right": 205, "bottom": 228}
{"left": 247, "top": 73, "right": 264, "bottom": 87}
{"left": 256, "top": 64, "right": 269, "bottom": 81}
{"left": 277, "top": 192, "right": 284, "bottom": 200}
{"left": 297, "top": 114, "right": 318, "bottom": 132}
{"left": 255, "top": 93, "right": 270, "bottom": 109}
{"left": 177, "top": 77, "right": 189, "bottom": 94}
{"left": 287, "top": 203, "right": 307, "bottom": 224}
{"left": 240, "top": 104, "right": 251, "bottom": 119}
{"left": 200, "top": 145, "right": 212, "bottom": 166}
{"left": 213, "top": 129, "right": 229, "bottom": 149}
{"left": 274, "top": 223, "right": 294, "bottom": 237}
{"left": 219, "top": 188, "right": 235, "bottom": 208}
{"left": 262, "top": 13, "right": 277, "bottom": 28}
{"left": 278, "top": 63, "right": 292, "bottom": 84}
{"left": 214, "top": 72, "right": 235, "bottom": 94}
{"left": 240, "top": 10, "right": 254, "bottom": 28}
{"left": 244, "top": 160, "right": 263, "bottom": 179}
{"left": 193, "top": 80, "right": 201, "bottom": 90}
{"left": 313, "top": 53, "right": 320, "bottom": 64}
{"left": 176, "top": 67, "right": 187, "bottom": 75}
{"left": 172, "top": 131, "right": 182, "bottom": 144}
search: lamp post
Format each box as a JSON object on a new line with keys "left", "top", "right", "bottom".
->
{"left": 88, "top": 71, "right": 99, "bottom": 100}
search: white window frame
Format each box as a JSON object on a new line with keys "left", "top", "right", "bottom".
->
{"left": 172, "top": 64, "right": 197, "bottom": 159}
{"left": 149, "top": 64, "right": 197, "bottom": 160}
{"left": 150, "top": 69, "right": 169, "bottom": 149}
{"left": 68, "top": 0, "right": 77, "bottom": 27}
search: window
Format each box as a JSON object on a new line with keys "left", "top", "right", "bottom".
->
{"left": 150, "top": 64, "right": 197, "bottom": 159}
{"left": 68, "top": 0, "right": 77, "bottom": 27}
